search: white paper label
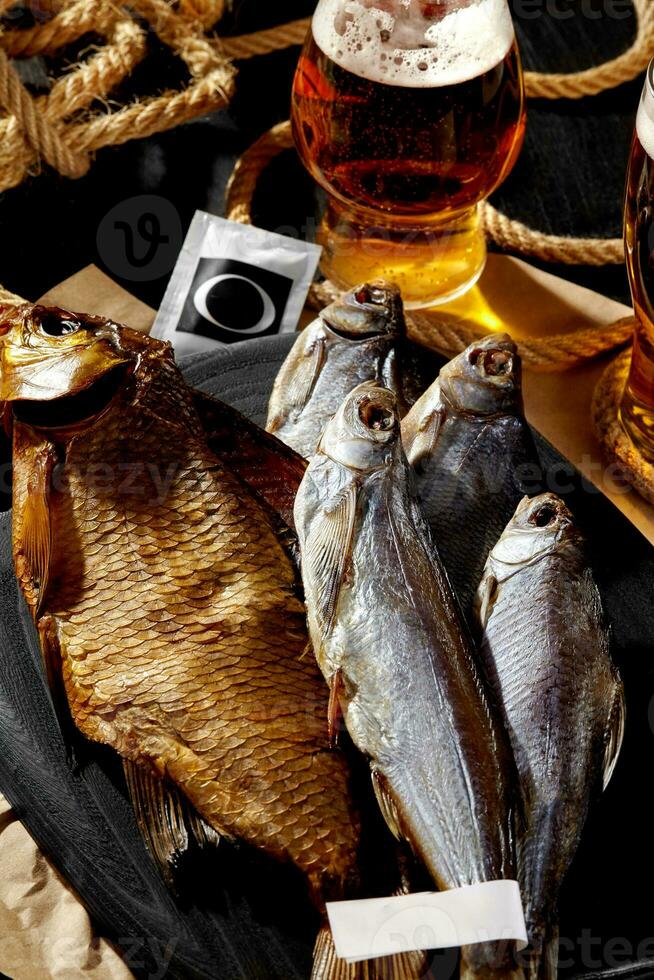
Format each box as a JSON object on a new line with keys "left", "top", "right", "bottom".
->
{"left": 152, "top": 212, "right": 321, "bottom": 355}
{"left": 327, "top": 881, "right": 528, "bottom": 964}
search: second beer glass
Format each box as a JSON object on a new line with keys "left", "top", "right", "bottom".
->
{"left": 292, "top": 0, "right": 526, "bottom": 308}
{"left": 621, "top": 60, "right": 654, "bottom": 459}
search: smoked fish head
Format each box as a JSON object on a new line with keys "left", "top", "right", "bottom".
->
{"left": 0, "top": 305, "right": 171, "bottom": 431}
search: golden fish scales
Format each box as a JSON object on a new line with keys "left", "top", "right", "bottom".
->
{"left": 9, "top": 328, "right": 360, "bottom": 898}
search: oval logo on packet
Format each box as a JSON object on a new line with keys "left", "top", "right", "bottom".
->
{"left": 182, "top": 258, "right": 293, "bottom": 343}
{"left": 152, "top": 212, "right": 322, "bottom": 355}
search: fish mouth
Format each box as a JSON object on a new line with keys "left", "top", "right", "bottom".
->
{"left": 322, "top": 281, "right": 404, "bottom": 340}
{"left": 352, "top": 280, "right": 401, "bottom": 311}
{"left": 529, "top": 502, "right": 559, "bottom": 528}
{"left": 521, "top": 494, "right": 575, "bottom": 534}
{"left": 320, "top": 383, "right": 399, "bottom": 471}
{"left": 353, "top": 383, "right": 399, "bottom": 438}
{"left": 467, "top": 337, "right": 516, "bottom": 383}
{"left": 12, "top": 363, "right": 131, "bottom": 430}
{"left": 358, "top": 394, "right": 397, "bottom": 434}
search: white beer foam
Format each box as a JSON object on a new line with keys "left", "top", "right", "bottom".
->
{"left": 637, "top": 80, "right": 654, "bottom": 160}
{"left": 313, "top": 0, "right": 515, "bottom": 89}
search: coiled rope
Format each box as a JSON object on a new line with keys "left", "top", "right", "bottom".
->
{"left": 0, "top": 0, "right": 236, "bottom": 192}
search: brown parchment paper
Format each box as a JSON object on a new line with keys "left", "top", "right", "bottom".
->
{"left": 38, "top": 267, "right": 157, "bottom": 335}
{"left": 0, "top": 797, "right": 133, "bottom": 980}
{"left": 0, "top": 258, "right": 647, "bottom": 979}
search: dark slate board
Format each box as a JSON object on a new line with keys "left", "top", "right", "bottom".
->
{"left": 0, "top": 334, "right": 653, "bottom": 980}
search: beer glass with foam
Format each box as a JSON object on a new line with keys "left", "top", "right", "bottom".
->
{"left": 622, "top": 61, "right": 654, "bottom": 458}
{"left": 292, "top": 0, "right": 526, "bottom": 308}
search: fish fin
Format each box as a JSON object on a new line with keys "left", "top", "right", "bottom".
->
{"left": 267, "top": 333, "right": 326, "bottom": 435}
{"left": 14, "top": 438, "right": 56, "bottom": 617}
{"left": 371, "top": 768, "right": 403, "bottom": 842}
{"left": 460, "top": 945, "right": 525, "bottom": 980}
{"left": 304, "top": 482, "right": 357, "bottom": 635}
{"left": 311, "top": 924, "right": 430, "bottom": 980}
{"left": 192, "top": 389, "right": 306, "bottom": 531}
{"left": 405, "top": 406, "right": 445, "bottom": 470}
{"left": 381, "top": 347, "right": 409, "bottom": 418}
{"left": 602, "top": 678, "right": 626, "bottom": 791}
{"left": 523, "top": 926, "right": 559, "bottom": 980}
{"left": 38, "top": 615, "right": 76, "bottom": 750}
{"left": 328, "top": 668, "right": 344, "bottom": 748}
{"left": 123, "top": 760, "right": 220, "bottom": 890}
{"left": 475, "top": 572, "right": 499, "bottom": 630}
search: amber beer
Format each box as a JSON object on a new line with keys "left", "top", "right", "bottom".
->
{"left": 621, "top": 62, "right": 654, "bottom": 458}
{"left": 292, "top": 0, "right": 526, "bottom": 308}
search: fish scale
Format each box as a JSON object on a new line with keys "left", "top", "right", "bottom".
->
{"left": 1, "top": 305, "right": 441, "bottom": 979}
{"left": 476, "top": 495, "right": 624, "bottom": 980}
{"left": 6, "top": 319, "right": 361, "bottom": 899}
{"left": 295, "top": 383, "right": 523, "bottom": 980}
{"left": 402, "top": 335, "right": 539, "bottom": 627}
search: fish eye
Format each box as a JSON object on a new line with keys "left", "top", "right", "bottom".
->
{"left": 359, "top": 398, "right": 396, "bottom": 432}
{"left": 531, "top": 505, "right": 557, "bottom": 528}
{"left": 39, "top": 313, "right": 81, "bottom": 337}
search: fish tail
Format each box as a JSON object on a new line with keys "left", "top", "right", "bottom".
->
{"left": 460, "top": 942, "right": 526, "bottom": 980}
{"left": 311, "top": 925, "right": 431, "bottom": 979}
{"left": 523, "top": 927, "right": 559, "bottom": 980}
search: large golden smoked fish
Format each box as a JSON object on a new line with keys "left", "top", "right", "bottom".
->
{"left": 402, "top": 335, "right": 537, "bottom": 624}
{"left": 267, "top": 281, "right": 434, "bottom": 459}
{"left": 475, "top": 495, "right": 625, "bottom": 980}
{"left": 295, "top": 382, "right": 523, "bottom": 980}
{"left": 0, "top": 305, "right": 421, "bottom": 980}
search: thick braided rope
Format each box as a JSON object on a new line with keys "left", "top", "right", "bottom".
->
{"left": 306, "top": 279, "right": 635, "bottom": 373}
{"left": 0, "top": 0, "right": 650, "bottom": 200}
{"left": 0, "top": 48, "right": 87, "bottom": 178}
{"left": 0, "top": 1, "right": 647, "bottom": 261}
{"left": 481, "top": 203, "right": 624, "bottom": 266}
{"left": 70, "top": 68, "right": 235, "bottom": 155}
{"left": 130, "top": 0, "right": 223, "bottom": 76}
{"left": 526, "top": 0, "right": 654, "bottom": 99}
{"left": 0, "top": 16, "right": 147, "bottom": 189}
{"left": 43, "top": 18, "right": 147, "bottom": 122}
{"left": 0, "top": 1, "right": 236, "bottom": 193}
{"left": 0, "top": 4, "right": 146, "bottom": 185}
{"left": 178, "top": 0, "right": 226, "bottom": 30}
{"left": 221, "top": 20, "right": 313, "bottom": 61}
{"left": 409, "top": 311, "right": 636, "bottom": 372}
{"left": 1, "top": 0, "right": 118, "bottom": 58}
{"left": 226, "top": 126, "right": 633, "bottom": 373}
{"left": 226, "top": 120, "right": 295, "bottom": 224}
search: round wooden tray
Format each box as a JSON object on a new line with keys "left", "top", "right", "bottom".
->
{"left": 592, "top": 349, "right": 654, "bottom": 507}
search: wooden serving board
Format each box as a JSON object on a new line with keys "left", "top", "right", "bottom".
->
{"left": 0, "top": 335, "right": 652, "bottom": 980}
